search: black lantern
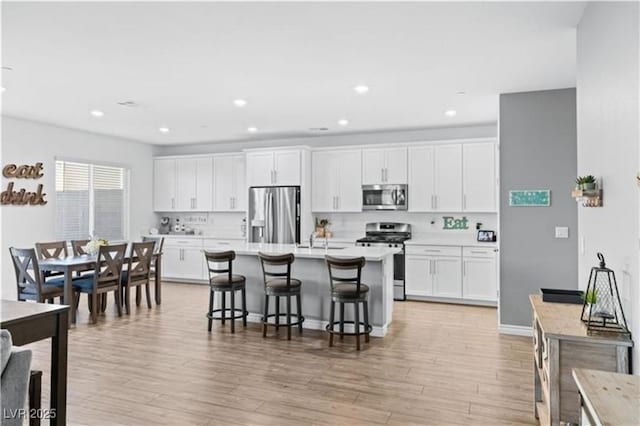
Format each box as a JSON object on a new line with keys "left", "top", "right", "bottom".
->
{"left": 581, "top": 253, "right": 630, "bottom": 336}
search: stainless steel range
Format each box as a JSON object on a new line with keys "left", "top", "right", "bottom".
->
{"left": 356, "top": 222, "right": 411, "bottom": 301}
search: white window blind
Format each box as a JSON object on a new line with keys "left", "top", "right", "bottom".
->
{"left": 55, "top": 160, "right": 128, "bottom": 241}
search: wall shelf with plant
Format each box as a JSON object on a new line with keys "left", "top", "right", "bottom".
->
{"left": 571, "top": 175, "right": 603, "bottom": 207}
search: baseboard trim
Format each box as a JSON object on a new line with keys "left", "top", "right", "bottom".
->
{"left": 246, "top": 313, "right": 388, "bottom": 337}
{"left": 499, "top": 324, "right": 533, "bottom": 337}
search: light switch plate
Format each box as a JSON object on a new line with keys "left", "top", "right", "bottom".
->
{"left": 555, "top": 226, "right": 569, "bottom": 239}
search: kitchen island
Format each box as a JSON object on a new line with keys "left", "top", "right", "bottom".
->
{"left": 204, "top": 242, "right": 400, "bottom": 337}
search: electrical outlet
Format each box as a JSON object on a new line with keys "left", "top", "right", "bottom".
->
{"left": 555, "top": 227, "right": 569, "bottom": 239}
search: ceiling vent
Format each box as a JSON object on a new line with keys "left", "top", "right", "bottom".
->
{"left": 117, "top": 101, "right": 139, "bottom": 108}
{"left": 309, "top": 127, "right": 329, "bottom": 132}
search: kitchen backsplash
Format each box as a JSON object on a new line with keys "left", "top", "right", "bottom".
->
{"left": 153, "top": 212, "right": 246, "bottom": 238}
{"left": 153, "top": 211, "right": 498, "bottom": 242}
{"left": 316, "top": 212, "right": 498, "bottom": 240}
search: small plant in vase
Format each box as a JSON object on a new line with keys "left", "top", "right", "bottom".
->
{"left": 315, "top": 218, "right": 331, "bottom": 238}
{"left": 575, "top": 175, "right": 597, "bottom": 191}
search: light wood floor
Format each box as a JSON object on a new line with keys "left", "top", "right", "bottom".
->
{"left": 26, "top": 282, "right": 534, "bottom": 425}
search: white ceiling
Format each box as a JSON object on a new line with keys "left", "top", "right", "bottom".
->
{"left": 1, "top": 2, "right": 586, "bottom": 146}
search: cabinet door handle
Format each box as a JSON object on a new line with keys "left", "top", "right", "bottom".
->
{"left": 432, "top": 260, "right": 436, "bottom": 275}
{"left": 463, "top": 261, "right": 466, "bottom": 276}
{"left": 463, "top": 194, "right": 467, "bottom": 210}
{"left": 336, "top": 196, "right": 339, "bottom": 210}
{"left": 232, "top": 197, "right": 235, "bottom": 209}
{"left": 273, "top": 170, "right": 277, "bottom": 184}
{"left": 172, "top": 198, "right": 175, "bottom": 209}
{"left": 434, "top": 195, "right": 438, "bottom": 210}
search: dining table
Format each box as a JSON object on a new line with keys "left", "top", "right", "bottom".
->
{"left": 38, "top": 250, "right": 163, "bottom": 325}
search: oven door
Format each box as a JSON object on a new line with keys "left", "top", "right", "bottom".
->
{"left": 362, "top": 185, "right": 408, "bottom": 210}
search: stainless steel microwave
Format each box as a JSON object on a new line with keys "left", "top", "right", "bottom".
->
{"left": 362, "top": 184, "right": 408, "bottom": 210}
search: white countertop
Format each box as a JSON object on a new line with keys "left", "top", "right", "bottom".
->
{"left": 405, "top": 234, "right": 498, "bottom": 248}
{"left": 208, "top": 242, "right": 399, "bottom": 261}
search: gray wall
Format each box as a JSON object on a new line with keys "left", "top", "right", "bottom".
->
{"left": 499, "top": 89, "right": 577, "bottom": 327}
{"left": 153, "top": 123, "right": 496, "bottom": 155}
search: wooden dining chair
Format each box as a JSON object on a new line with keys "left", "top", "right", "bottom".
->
{"left": 35, "top": 241, "right": 68, "bottom": 280}
{"left": 121, "top": 242, "right": 154, "bottom": 314}
{"left": 9, "top": 247, "right": 65, "bottom": 304}
{"left": 141, "top": 236, "right": 164, "bottom": 305}
{"left": 70, "top": 239, "right": 91, "bottom": 256}
{"left": 71, "top": 244, "right": 126, "bottom": 324}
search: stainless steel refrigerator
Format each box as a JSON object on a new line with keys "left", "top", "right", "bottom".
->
{"left": 248, "top": 186, "right": 300, "bottom": 244}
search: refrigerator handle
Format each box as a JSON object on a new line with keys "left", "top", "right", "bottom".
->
{"left": 265, "top": 191, "right": 273, "bottom": 243}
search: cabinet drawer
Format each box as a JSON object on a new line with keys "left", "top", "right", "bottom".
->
{"left": 406, "top": 245, "right": 461, "bottom": 257}
{"left": 164, "top": 238, "right": 203, "bottom": 248}
{"left": 203, "top": 239, "right": 244, "bottom": 249}
{"left": 462, "top": 247, "right": 496, "bottom": 258}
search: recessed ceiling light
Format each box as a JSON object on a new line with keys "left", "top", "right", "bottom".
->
{"left": 234, "top": 99, "right": 247, "bottom": 108}
{"left": 353, "top": 85, "right": 369, "bottom": 94}
{"left": 445, "top": 109, "right": 457, "bottom": 117}
{"left": 158, "top": 127, "right": 170, "bottom": 133}
{"left": 338, "top": 119, "right": 349, "bottom": 126}
{"left": 456, "top": 91, "right": 466, "bottom": 96}
{"left": 90, "top": 110, "right": 104, "bottom": 117}
{"left": 247, "top": 127, "right": 258, "bottom": 133}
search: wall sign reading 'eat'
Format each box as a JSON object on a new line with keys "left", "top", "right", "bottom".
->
{"left": 1, "top": 162, "right": 48, "bottom": 205}
{"left": 442, "top": 216, "right": 469, "bottom": 230}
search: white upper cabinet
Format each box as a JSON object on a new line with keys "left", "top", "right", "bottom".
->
{"left": 154, "top": 158, "right": 177, "bottom": 211}
{"left": 246, "top": 150, "right": 301, "bottom": 187}
{"left": 154, "top": 157, "right": 212, "bottom": 212}
{"left": 362, "top": 147, "right": 407, "bottom": 185}
{"left": 408, "top": 144, "right": 462, "bottom": 212}
{"left": 213, "top": 155, "right": 246, "bottom": 212}
{"left": 463, "top": 142, "right": 497, "bottom": 212}
{"left": 434, "top": 144, "right": 463, "bottom": 211}
{"left": 312, "top": 150, "right": 361, "bottom": 212}
{"left": 408, "top": 145, "right": 435, "bottom": 212}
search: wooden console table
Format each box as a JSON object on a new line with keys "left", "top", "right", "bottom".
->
{"left": 572, "top": 368, "right": 640, "bottom": 426}
{"left": 530, "top": 295, "right": 633, "bottom": 426}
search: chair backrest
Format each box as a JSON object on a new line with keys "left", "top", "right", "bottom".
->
{"left": 127, "top": 242, "right": 154, "bottom": 284}
{"left": 325, "top": 256, "right": 366, "bottom": 296}
{"left": 93, "top": 244, "right": 126, "bottom": 289}
{"left": 204, "top": 250, "right": 235, "bottom": 284}
{"left": 142, "top": 236, "right": 165, "bottom": 254}
{"left": 35, "top": 241, "right": 68, "bottom": 260}
{"left": 9, "top": 247, "right": 44, "bottom": 297}
{"left": 258, "top": 252, "right": 295, "bottom": 288}
{"left": 70, "top": 239, "right": 91, "bottom": 256}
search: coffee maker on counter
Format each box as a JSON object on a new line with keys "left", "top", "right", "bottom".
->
{"left": 159, "top": 217, "right": 171, "bottom": 234}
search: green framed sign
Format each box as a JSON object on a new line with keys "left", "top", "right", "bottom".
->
{"left": 509, "top": 190, "right": 551, "bottom": 207}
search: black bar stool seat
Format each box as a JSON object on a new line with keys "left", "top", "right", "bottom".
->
{"left": 258, "top": 252, "right": 304, "bottom": 340}
{"left": 325, "top": 255, "right": 372, "bottom": 350}
{"left": 205, "top": 250, "right": 248, "bottom": 333}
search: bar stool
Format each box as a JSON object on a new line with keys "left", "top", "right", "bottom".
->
{"left": 325, "top": 255, "right": 372, "bottom": 350}
{"left": 258, "top": 252, "right": 304, "bottom": 340}
{"left": 204, "top": 250, "right": 247, "bottom": 333}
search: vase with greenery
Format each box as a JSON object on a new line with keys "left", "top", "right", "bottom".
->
{"left": 315, "top": 217, "right": 330, "bottom": 238}
{"left": 575, "top": 175, "right": 597, "bottom": 191}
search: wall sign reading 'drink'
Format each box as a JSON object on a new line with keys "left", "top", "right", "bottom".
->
{"left": 443, "top": 216, "right": 469, "bottom": 230}
{"left": 508, "top": 190, "right": 550, "bottom": 207}
{"left": 1, "top": 162, "right": 48, "bottom": 205}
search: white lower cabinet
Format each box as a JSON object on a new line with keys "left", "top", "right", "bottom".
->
{"left": 162, "top": 239, "right": 205, "bottom": 281}
{"left": 462, "top": 247, "right": 497, "bottom": 301}
{"left": 405, "top": 244, "right": 496, "bottom": 304}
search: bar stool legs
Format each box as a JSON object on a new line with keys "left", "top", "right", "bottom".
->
{"left": 326, "top": 299, "right": 372, "bottom": 350}
{"left": 262, "top": 293, "right": 304, "bottom": 340}
{"left": 206, "top": 287, "right": 247, "bottom": 334}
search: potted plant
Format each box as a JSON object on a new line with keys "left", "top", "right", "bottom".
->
{"left": 575, "top": 175, "right": 597, "bottom": 191}
{"left": 315, "top": 217, "right": 330, "bottom": 238}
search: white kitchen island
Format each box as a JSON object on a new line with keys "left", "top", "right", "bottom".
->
{"left": 203, "top": 242, "right": 400, "bottom": 337}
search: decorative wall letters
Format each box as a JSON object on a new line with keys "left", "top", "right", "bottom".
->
{"left": 442, "top": 216, "right": 469, "bottom": 230}
{"left": 1, "top": 162, "right": 48, "bottom": 205}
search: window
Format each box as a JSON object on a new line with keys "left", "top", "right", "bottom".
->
{"left": 55, "top": 160, "right": 129, "bottom": 241}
